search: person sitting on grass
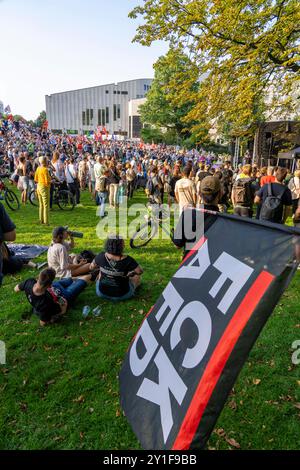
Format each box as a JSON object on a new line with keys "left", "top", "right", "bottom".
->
{"left": 14, "top": 268, "right": 92, "bottom": 326}
{"left": 90, "top": 235, "right": 143, "bottom": 301}
{"left": 47, "top": 226, "right": 90, "bottom": 279}
{"left": 0, "top": 202, "right": 16, "bottom": 287}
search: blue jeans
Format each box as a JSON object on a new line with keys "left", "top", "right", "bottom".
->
{"left": 96, "top": 280, "right": 136, "bottom": 301}
{"left": 52, "top": 278, "right": 87, "bottom": 302}
{"left": 97, "top": 192, "right": 107, "bottom": 217}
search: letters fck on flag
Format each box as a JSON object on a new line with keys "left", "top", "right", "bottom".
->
{"left": 119, "top": 213, "right": 300, "bottom": 450}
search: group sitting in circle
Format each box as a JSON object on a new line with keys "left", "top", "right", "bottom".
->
{"left": 14, "top": 227, "right": 143, "bottom": 326}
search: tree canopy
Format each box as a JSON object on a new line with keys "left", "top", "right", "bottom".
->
{"left": 36, "top": 110, "right": 47, "bottom": 127}
{"left": 139, "top": 50, "right": 199, "bottom": 138}
{"left": 130, "top": 0, "right": 300, "bottom": 137}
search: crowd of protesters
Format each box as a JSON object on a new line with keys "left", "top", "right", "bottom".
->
{"left": 1, "top": 117, "right": 300, "bottom": 325}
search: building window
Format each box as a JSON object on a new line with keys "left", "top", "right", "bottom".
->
{"left": 117, "top": 104, "right": 121, "bottom": 119}
{"left": 98, "top": 110, "right": 101, "bottom": 126}
{"left": 90, "top": 109, "right": 93, "bottom": 125}
{"left": 121, "top": 91, "right": 128, "bottom": 95}
{"left": 106, "top": 107, "right": 109, "bottom": 123}
{"left": 102, "top": 109, "right": 105, "bottom": 126}
{"left": 82, "top": 111, "right": 86, "bottom": 126}
{"left": 113, "top": 91, "right": 117, "bottom": 95}
{"left": 113, "top": 104, "right": 117, "bottom": 121}
{"left": 86, "top": 109, "right": 90, "bottom": 126}
{"left": 117, "top": 91, "right": 120, "bottom": 95}
{"left": 106, "top": 90, "right": 109, "bottom": 94}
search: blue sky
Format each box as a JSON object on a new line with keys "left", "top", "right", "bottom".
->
{"left": 0, "top": 0, "right": 168, "bottom": 119}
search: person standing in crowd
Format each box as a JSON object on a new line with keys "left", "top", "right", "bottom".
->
{"left": 260, "top": 166, "right": 275, "bottom": 187}
{"left": 231, "top": 164, "right": 255, "bottom": 218}
{"left": 17, "top": 155, "right": 29, "bottom": 204}
{"left": 65, "top": 157, "right": 80, "bottom": 205}
{"left": 78, "top": 155, "right": 88, "bottom": 190}
{"left": 0, "top": 202, "right": 16, "bottom": 287}
{"left": 91, "top": 235, "right": 143, "bottom": 301}
{"left": 288, "top": 169, "right": 300, "bottom": 215}
{"left": 51, "top": 151, "right": 65, "bottom": 185}
{"left": 34, "top": 156, "right": 51, "bottom": 225}
{"left": 87, "top": 154, "right": 96, "bottom": 200}
{"left": 175, "top": 166, "right": 197, "bottom": 214}
{"left": 118, "top": 172, "right": 127, "bottom": 205}
{"left": 168, "top": 167, "right": 181, "bottom": 207}
{"left": 96, "top": 169, "right": 109, "bottom": 218}
{"left": 94, "top": 155, "right": 104, "bottom": 193}
{"left": 108, "top": 162, "right": 120, "bottom": 208}
{"left": 126, "top": 163, "right": 136, "bottom": 199}
{"left": 173, "top": 176, "right": 221, "bottom": 258}
{"left": 255, "top": 167, "right": 292, "bottom": 224}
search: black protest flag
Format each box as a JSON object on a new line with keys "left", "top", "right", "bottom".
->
{"left": 119, "top": 212, "right": 300, "bottom": 450}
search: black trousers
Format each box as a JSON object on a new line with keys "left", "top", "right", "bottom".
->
{"left": 127, "top": 180, "right": 135, "bottom": 199}
{"left": 68, "top": 182, "right": 80, "bottom": 204}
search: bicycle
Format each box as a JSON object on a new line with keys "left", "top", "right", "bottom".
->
{"left": 0, "top": 175, "right": 20, "bottom": 211}
{"left": 29, "top": 182, "right": 75, "bottom": 211}
{"left": 130, "top": 204, "right": 174, "bottom": 249}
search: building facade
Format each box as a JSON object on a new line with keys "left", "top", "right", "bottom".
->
{"left": 45, "top": 79, "right": 152, "bottom": 137}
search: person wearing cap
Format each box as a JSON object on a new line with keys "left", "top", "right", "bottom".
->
{"left": 34, "top": 156, "right": 51, "bottom": 225}
{"left": 172, "top": 176, "right": 221, "bottom": 258}
{"left": 47, "top": 227, "right": 89, "bottom": 279}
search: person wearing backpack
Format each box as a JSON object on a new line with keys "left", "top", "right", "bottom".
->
{"left": 146, "top": 167, "right": 163, "bottom": 204}
{"left": 231, "top": 164, "right": 255, "bottom": 218}
{"left": 255, "top": 167, "right": 292, "bottom": 224}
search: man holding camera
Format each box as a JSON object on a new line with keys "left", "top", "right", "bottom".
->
{"left": 47, "top": 226, "right": 89, "bottom": 279}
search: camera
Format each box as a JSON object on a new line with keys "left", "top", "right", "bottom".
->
{"left": 64, "top": 226, "right": 84, "bottom": 238}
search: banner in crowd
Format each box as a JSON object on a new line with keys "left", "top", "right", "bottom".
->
{"left": 119, "top": 213, "right": 300, "bottom": 450}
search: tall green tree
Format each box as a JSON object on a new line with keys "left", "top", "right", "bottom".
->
{"left": 36, "top": 110, "right": 47, "bottom": 127}
{"left": 139, "top": 50, "right": 200, "bottom": 138}
{"left": 130, "top": 0, "right": 300, "bottom": 137}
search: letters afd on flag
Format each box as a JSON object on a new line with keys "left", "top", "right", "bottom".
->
{"left": 119, "top": 212, "right": 300, "bottom": 450}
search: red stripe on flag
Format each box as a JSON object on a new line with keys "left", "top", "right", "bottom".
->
{"left": 180, "top": 236, "right": 207, "bottom": 267}
{"left": 172, "top": 270, "right": 275, "bottom": 450}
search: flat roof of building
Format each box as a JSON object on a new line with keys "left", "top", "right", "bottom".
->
{"left": 46, "top": 78, "right": 153, "bottom": 97}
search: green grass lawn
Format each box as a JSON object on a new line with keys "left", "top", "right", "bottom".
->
{"left": 0, "top": 189, "right": 299, "bottom": 450}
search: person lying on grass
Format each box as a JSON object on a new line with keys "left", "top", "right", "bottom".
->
{"left": 90, "top": 234, "right": 143, "bottom": 301}
{"left": 14, "top": 267, "right": 92, "bottom": 326}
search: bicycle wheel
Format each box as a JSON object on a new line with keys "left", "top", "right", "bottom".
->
{"left": 5, "top": 189, "right": 20, "bottom": 211}
{"left": 57, "top": 190, "right": 75, "bottom": 211}
{"left": 29, "top": 189, "right": 38, "bottom": 207}
{"left": 130, "top": 221, "right": 158, "bottom": 249}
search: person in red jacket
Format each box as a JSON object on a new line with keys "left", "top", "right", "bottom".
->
{"left": 260, "top": 166, "right": 275, "bottom": 187}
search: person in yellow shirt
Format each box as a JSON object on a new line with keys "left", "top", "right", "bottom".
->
{"left": 34, "top": 156, "right": 51, "bottom": 225}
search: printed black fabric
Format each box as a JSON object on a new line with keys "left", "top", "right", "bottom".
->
{"left": 119, "top": 213, "right": 299, "bottom": 450}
